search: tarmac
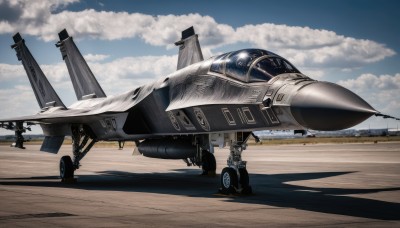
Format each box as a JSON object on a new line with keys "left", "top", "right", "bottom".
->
{"left": 0, "top": 142, "right": 399, "bottom": 227}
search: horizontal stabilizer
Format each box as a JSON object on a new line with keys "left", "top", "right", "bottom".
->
{"left": 175, "top": 26, "right": 204, "bottom": 70}
{"left": 56, "top": 29, "right": 106, "bottom": 100}
{"left": 11, "top": 33, "right": 66, "bottom": 109}
{"left": 40, "top": 136, "right": 65, "bottom": 154}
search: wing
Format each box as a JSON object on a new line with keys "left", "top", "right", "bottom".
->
{"left": 0, "top": 108, "right": 100, "bottom": 125}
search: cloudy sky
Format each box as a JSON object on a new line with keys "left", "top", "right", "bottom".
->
{"left": 0, "top": 0, "right": 399, "bottom": 134}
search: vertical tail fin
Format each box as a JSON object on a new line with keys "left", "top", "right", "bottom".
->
{"left": 174, "top": 26, "right": 204, "bottom": 70}
{"left": 11, "top": 33, "right": 66, "bottom": 109}
{"left": 56, "top": 29, "right": 106, "bottom": 100}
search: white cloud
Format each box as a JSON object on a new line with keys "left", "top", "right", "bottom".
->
{"left": 140, "top": 14, "right": 235, "bottom": 49}
{"left": 338, "top": 73, "right": 400, "bottom": 92}
{"left": 0, "top": 0, "right": 395, "bottom": 70}
{"left": 235, "top": 24, "right": 342, "bottom": 49}
{"left": 299, "top": 68, "right": 325, "bottom": 79}
{"left": 83, "top": 53, "right": 109, "bottom": 62}
{"left": 338, "top": 73, "right": 400, "bottom": 116}
{"left": 0, "top": 63, "right": 24, "bottom": 80}
{"left": 0, "top": 86, "right": 38, "bottom": 117}
{"left": 0, "top": 54, "right": 177, "bottom": 112}
{"left": 40, "top": 63, "right": 69, "bottom": 82}
{"left": 84, "top": 55, "right": 177, "bottom": 94}
{"left": 0, "top": 84, "right": 45, "bottom": 134}
{"left": 0, "top": 62, "right": 68, "bottom": 83}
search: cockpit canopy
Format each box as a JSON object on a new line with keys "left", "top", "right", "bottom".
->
{"left": 210, "top": 49, "right": 300, "bottom": 83}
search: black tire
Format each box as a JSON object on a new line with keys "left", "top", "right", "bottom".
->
{"left": 220, "top": 167, "right": 238, "bottom": 194}
{"left": 239, "top": 168, "right": 253, "bottom": 195}
{"left": 60, "top": 156, "right": 74, "bottom": 179}
{"left": 202, "top": 151, "right": 216, "bottom": 175}
{"left": 239, "top": 168, "right": 252, "bottom": 194}
{"left": 239, "top": 168, "right": 249, "bottom": 187}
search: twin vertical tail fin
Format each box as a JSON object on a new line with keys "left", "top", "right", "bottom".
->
{"left": 56, "top": 29, "right": 106, "bottom": 100}
{"left": 174, "top": 26, "right": 204, "bottom": 70}
{"left": 11, "top": 33, "right": 66, "bottom": 109}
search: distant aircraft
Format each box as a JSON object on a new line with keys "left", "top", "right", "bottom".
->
{"left": 1, "top": 27, "right": 398, "bottom": 194}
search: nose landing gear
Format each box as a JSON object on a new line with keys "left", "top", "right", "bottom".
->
{"left": 219, "top": 132, "right": 252, "bottom": 195}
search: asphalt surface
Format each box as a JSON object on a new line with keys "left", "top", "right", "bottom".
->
{"left": 0, "top": 142, "right": 399, "bottom": 227}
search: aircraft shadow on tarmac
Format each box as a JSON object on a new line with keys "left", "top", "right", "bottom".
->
{"left": 1, "top": 170, "right": 399, "bottom": 220}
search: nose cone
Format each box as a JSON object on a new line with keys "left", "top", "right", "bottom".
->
{"left": 290, "top": 82, "right": 377, "bottom": 131}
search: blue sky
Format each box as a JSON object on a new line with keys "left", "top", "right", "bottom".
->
{"left": 0, "top": 0, "right": 399, "bottom": 134}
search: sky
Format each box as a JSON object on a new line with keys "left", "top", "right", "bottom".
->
{"left": 0, "top": 0, "right": 399, "bottom": 135}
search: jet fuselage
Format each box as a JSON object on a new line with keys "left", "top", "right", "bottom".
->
{"left": 37, "top": 49, "right": 376, "bottom": 141}
{"left": 2, "top": 28, "right": 390, "bottom": 193}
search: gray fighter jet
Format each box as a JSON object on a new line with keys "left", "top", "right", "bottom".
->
{"left": 1, "top": 27, "right": 398, "bottom": 194}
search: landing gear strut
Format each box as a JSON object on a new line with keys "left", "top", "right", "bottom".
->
{"left": 188, "top": 135, "right": 216, "bottom": 176}
{"left": 60, "top": 125, "right": 97, "bottom": 182}
{"left": 118, "top": 140, "right": 125, "bottom": 150}
{"left": 12, "top": 122, "right": 26, "bottom": 149}
{"left": 220, "top": 132, "right": 252, "bottom": 194}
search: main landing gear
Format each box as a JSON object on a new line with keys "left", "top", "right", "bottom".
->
{"left": 60, "top": 125, "right": 97, "bottom": 182}
{"left": 219, "top": 132, "right": 252, "bottom": 195}
{"left": 184, "top": 135, "right": 216, "bottom": 176}
{"left": 201, "top": 150, "right": 216, "bottom": 176}
{"left": 10, "top": 122, "right": 28, "bottom": 149}
{"left": 60, "top": 156, "right": 74, "bottom": 179}
{"left": 118, "top": 140, "right": 125, "bottom": 150}
{"left": 183, "top": 149, "right": 216, "bottom": 176}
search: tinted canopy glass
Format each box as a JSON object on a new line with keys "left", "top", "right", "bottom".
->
{"left": 209, "top": 53, "right": 229, "bottom": 74}
{"left": 225, "top": 49, "right": 270, "bottom": 81}
{"left": 249, "top": 57, "right": 299, "bottom": 82}
{"left": 210, "top": 49, "right": 299, "bottom": 82}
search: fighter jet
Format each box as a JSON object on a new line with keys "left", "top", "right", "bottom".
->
{"left": 1, "top": 27, "right": 398, "bottom": 194}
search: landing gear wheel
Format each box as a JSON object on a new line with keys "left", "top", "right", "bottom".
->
{"left": 220, "top": 167, "right": 238, "bottom": 194}
{"left": 202, "top": 151, "right": 216, "bottom": 176}
{"left": 239, "top": 168, "right": 249, "bottom": 186}
{"left": 60, "top": 156, "right": 74, "bottom": 180}
{"left": 239, "top": 168, "right": 252, "bottom": 194}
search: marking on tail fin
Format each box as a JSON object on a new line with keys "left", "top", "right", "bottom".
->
{"left": 11, "top": 33, "right": 66, "bottom": 109}
{"left": 56, "top": 29, "right": 106, "bottom": 100}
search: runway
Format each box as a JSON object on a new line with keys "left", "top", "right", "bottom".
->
{"left": 0, "top": 142, "right": 399, "bottom": 227}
